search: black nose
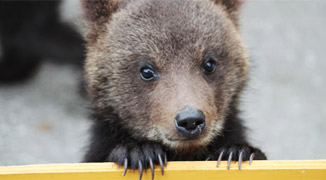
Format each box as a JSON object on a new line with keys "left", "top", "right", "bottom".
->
{"left": 174, "top": 106, "right": 206, "bottom": 138}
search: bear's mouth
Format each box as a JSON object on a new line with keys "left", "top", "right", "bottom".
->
{"left": 163, "top": 135, "right": 212, "bottom": 150}
{"left": 166, "top": 137, "right": 201, "bottom": 141}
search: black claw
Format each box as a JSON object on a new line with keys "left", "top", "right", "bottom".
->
{"left": 238, "top": 150, "right": 244, "bottom": 170}
{"left": 216, "top": 150, "right": 224, "bottom": 168}
{"left": 123, "top": 158, "right": 128, "bottom": 176}
{"left": 138, "top": 160, "right": 143, "bottom": 180}
{"left": 249, "top": 153, "right": 255, "bottom": 165}
{"left": 158, "top": 154, "right": 164, "bottom": 175}
{"left": 164, "top": 152, "right": 167, "bottom": 167}
{"left": 227, "top": 151, "right": 233, "bottom": 170}
{"left": 149, "top": 157, "right": 154, "bottom": 180}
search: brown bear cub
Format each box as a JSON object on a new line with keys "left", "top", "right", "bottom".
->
{"left": 81, "top": 0, "right": 267, "bottom": 179}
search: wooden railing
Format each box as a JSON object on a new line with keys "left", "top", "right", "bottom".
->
{"left": 1, "top": 160, "right": 326, "bottom": 180}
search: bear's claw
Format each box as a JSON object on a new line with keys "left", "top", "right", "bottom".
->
{"left": 148, "top": 156, "right": 154, "bottom": 179}
{"left": 208, "top": 144, "right": 267, "bottom": 170}
{"left": 249, "top": 152, "right": 255, "bottom": 165}
{"left": 111, "top": 145, "right": 166, "bottom": 180}
{"left": 216, "top": 150, "right": 254, "bottom": 170}
{"left": 122, "top": 153, "right": 166, "bottom": 180}
{"left": 216, "top": 150, "right": 253, "bottom": 170}
{"left": 138, "top": 160, "right": 143, "bottom": 180}
{"left": 123, "top": 158, "right": 128, "bottom": 176}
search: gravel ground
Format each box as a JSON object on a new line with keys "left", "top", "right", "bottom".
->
{"left": 0, "top": 0, "right": 325, "bottom": 165}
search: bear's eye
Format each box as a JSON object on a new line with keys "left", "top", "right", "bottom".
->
{"left": 202, "top": 55, "right": 217, "bottom": 74}
{"left": 140, "top": 66, "right": 156, "bottom": 81}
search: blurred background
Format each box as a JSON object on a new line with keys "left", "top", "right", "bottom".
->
{"left": 0, "top": 0, "right": 325, "bottom": 165}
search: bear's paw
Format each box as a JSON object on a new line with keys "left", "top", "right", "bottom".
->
{"left": 107, "top": 143, "right": 167, "bottom": 180}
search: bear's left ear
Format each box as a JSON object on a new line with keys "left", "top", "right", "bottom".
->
{"left": 80, "top": 0, "right": 122, "bottom": 43}
{"left": 211, "top": 0, "right": 244, "bottom": 27}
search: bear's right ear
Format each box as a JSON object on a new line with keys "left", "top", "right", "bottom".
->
{"left": 80, "top": 0, "right": 121, "bottom": 43}
{"left": 211, "top": 0, "right": 244, "bottom": 27}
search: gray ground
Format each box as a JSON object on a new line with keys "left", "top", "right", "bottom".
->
{"left": 0, "top": 0, "right": 325, "bottom": 166}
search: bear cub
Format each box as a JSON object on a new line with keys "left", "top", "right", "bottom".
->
{"left": 81, "top": 0, "right": 267, "bottom": 179}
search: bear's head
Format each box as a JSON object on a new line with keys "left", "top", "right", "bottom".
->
{"left": 82, "top": 0, "right": 249, "bottom": 152}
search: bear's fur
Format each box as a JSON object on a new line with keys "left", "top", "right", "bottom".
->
{"left": 81, "top": 0, "right": 266, "bottom": 172}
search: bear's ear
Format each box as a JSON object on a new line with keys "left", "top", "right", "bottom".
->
{"left": 80, "top": 0, "right": 122, "bottom": 43}
{"left": 212, "top": 0, "right": 244, "bottom": 27}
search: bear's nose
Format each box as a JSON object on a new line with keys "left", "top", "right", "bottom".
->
{"left": 174, "top": 106, "right": 206, "bottom": 138}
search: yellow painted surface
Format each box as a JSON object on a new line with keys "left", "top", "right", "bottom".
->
{"left": 0, "top": 160, "right": 326, "bottom": 180}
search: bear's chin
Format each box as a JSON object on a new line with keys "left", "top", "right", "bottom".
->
{"left": 161, "top": 133, "right": 215, "bottom": 152}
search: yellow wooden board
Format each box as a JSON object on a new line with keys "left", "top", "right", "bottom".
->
{"left": 1, "top": 160, "right": 326, "bottom": 180}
